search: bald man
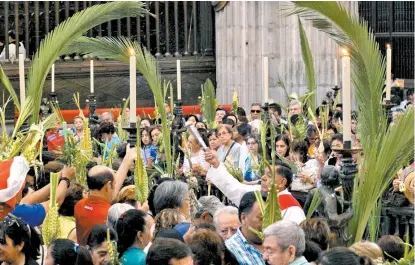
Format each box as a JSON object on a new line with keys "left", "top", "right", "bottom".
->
{"left": 74, "top": 144, "right": 137, "bottom": 245}
{"left": 100, "top": 112, "right": 114, "bottom": 124}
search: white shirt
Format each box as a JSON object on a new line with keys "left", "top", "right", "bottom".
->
{"left": 182, "top": 149, "right": 209, "bottom": 174}
{"left": 291, "top": 159, "right": 319, "bottom": 192}
{"left": 207, "top": 163, "right": 305, "bottom": 224}
{"left": 238, "top": 141, "right": 249, "bottom": 174}
{"left": 0, "top": 42, "right": 26, "bottom": 61}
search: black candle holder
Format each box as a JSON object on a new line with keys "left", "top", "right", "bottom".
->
{"left": 382, "top": 100, "right": 396, "bottom": 125}
{"left": 86, "top": 93, "right": 99, "bottom": 129}
{"left": 332, "top": 147, "right": 362, "bottom": 202}
{"left": 49, "top": 92, "right": 59, "bottom": 105}
{"left": 332, "top": 85, "right": 341, "bottom": 100}
{"left": 123, "top": 122, "right": 137, "bottom": 147}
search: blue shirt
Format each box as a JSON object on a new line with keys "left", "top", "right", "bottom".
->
{"left": 225, "top": 229, "right": 264, "bottom": 265}
{"left": 244, "top": 156, "right": 261, "bottom": 182}
{"left": 103, "top": 136, "right": 121, "bottom": 159}
{"left": 12, "top": 204, "right": 46, "bottom": 227}
{"left": 121, "top": 247, "right": 146, "bottom": 265}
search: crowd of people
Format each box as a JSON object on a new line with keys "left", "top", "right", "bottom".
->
{"left": 0, "top": 88, "right": 414, "bottom": 265}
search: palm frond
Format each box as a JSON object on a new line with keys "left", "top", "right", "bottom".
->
{"left": 200, "top": 78, "right": 218, "bottom": 129}
{"left": 0, "top": 66, "right": 19, "bottom": 111}
{"left": 298, "top": 17, "right": 316, "bottom": 111}
{"left": 306, "top": 191, "right": 322, "bottom": 218}
{"left": 23, "top": 1, "right": 148, "bottom": 125}
{"left": 368, "top": 199, "right": 382, "bottom": 242}
{"left": 231, "top": 89, "right": 239, "bottom": 115}
{"left": 68, "top": 36, "right": 173, "bottom": 175}
{"left": 285, "top": 2, "right": 415, "bottom": 243}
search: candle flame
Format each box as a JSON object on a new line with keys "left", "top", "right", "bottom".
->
{"left": 386, "top": 44, "right": 391, "bottom": 49}
{"left": 341, "top": 48, "right": 349, "bottom": 56}
{"left": 129, "top": 48, "right": 135, "bottom": 56}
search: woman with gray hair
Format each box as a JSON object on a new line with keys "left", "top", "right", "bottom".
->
{"left": 106, "top": 203, "right": 134, "bottom": 230}
{"left": 153, "top": 180, "right": 190, "bottom": 219}
{"left": 263, "top": 220, "right": 309, "bottom": 265}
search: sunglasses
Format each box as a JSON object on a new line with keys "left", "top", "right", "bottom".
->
{"left": 0, "top": 215, "right": 31, "bottom": 245}
{"left": 251, "top": 110, "right": 261, "bottom": 113}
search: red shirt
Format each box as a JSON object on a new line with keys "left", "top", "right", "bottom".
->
{"left": 46, "top": 129, "right": 65, "bottom": 152}
{"left": 74, "top": 195, "right": 111, "bottom": 246}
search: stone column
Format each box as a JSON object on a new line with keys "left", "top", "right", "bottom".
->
{"left": 215, "top": 1, "right": 359, "bottom": 112}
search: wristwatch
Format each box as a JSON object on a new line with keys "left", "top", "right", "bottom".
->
{"left": 59, "top": 177, "right": 71, "bottom": 188}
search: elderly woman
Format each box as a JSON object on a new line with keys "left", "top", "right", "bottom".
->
{"left": 153, "top": 180, "right": 190, "bottom": 220}
{"left": 207, "top": 130, "right": 221, "bottom": 151}
{"left": 153, "top": 209, "right": 186, "bottom": 238}
{"left": 106, "top": 203, "right": 134, "bottom": 231}
{"left": 216, "top": 124, "right": 241, "bottom": 167}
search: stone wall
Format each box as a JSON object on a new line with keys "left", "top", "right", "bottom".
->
{"left": 215, "top": 1, "right": 358, "bottom": 112}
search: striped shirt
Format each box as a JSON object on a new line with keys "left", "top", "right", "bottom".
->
{"left": 225, "top": 229, "right": 265, "bottom": 265}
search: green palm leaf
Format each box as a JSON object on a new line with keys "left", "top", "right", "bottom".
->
{"left": 285, "top": 1, "right": 415, "bottom": 243}
{"left": 0, "top": 66, "right": 20, "bottom": 111}
{"left": 23, "top": 1, "right": 147, "bottom": 125}
{"left": 68, "top": 36, "right": 173, "bottom": 175}
{"left": 298, "top": 17, "right": 316, "bottom": 111}
{"left": 201, "top": 78, "right": 218, "bottom": 129}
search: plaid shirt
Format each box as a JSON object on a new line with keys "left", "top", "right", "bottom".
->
{"left": 225, "top": 229, "right": 265, "bottom": 265}
{"left": 290, "top": 257, "right": 309, "bottom": 265}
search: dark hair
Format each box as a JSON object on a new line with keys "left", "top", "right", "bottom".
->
{"left": 292, "top": 139, "right": 308, "bottom": 163}
{"left": 238, "top": 116, "right": 249, "bottom": 124}
{"left": 269, "top": 103, "right": 282, "bottom": 116}
{"left": 140, "top": 118, "right": 153, "bottom": 127}
{"left": 216, "top": 108, "right": 227, "bottom": 114}
{"left": 189, "top": 230, "right": 222, "bottom": 265}
{"left": 50, "top": 239, "right": 93, "bottom": 265}
{"left": 238, "top": 191, "right": 266, "bottom": 221}
{"left": 97, "top": 122, "right": 116, "bottom": 138}
{"left": 116, "top": 209, "right": 148, "bottom": 256}
{"left": 8, "top": 30, "right": 16, "bottom": 40}
{"left": 300, "top": 218, "right": 330, "bottom": 251}
{"left": 317, "top": 247, "right": 375, "bottom": 265}
{"left": 336, "top": 103, "right": 343, "bottom": 109}
{"left": 149, "top": 125, "right": 162, "bottom": 138}
{"left": 222, "top": 118, "right": 235, "bottom": 127}
{"left": 303, "top": 240, "right": 322, "bottom": 263}
{"left": 321, "top": 139, "right": 332, "bottom": 157}
{"left": 236, "top": 123, "right": 252, "bottom": 138}
{"left": 207, "top": 129, "right": 217, "bottom": 139}
{"left": 156, "top": 228, "right": 184, "bottom": 242}
{"left": 275, "top": 134, "right": 290, "bottom": 157}
{"left": 331, "top": 133, "right": 343, "bottom": 144}
{"left": 306, "top": 125, "right": 318, "bottom": 139}
{"left": 377, "top": 235, "right": 405, "bottom": 262}
{"left": 333, "top": 111, "right": 343, "bottom": 121}
{"left": 197, "top": 223, "right": 216, "bottom": 231}
{"left": 186, "top": 114, "right": 199, "bottom": 123}
{"left": 146, "top": 238, "right": 193, "bottom": 265}
{"left": 327, "top": 124, "right": 338, "bottom": 134}
{"left": 87, "top": 168, "right": 114, "bottom": 191}
{"left": 86, "top": 225, "right": 117, "bottom": 250}
{"left": 237, "top": 107, "right": 246, "bottom": 117}
{"left": 59, "top": 183, "right": 85, "bottom": 216}
{"left": 0, "top": 215, "right": 41, "bottom": 261}
{"left": 141, "top": 126, "right": 153, "bottom": 146}
{"left": 276, "top": 165, "right": 294, "bottom": 188}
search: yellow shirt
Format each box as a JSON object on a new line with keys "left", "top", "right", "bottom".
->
{"left": 58, "top": 216, "right": 76, "bottom": 239}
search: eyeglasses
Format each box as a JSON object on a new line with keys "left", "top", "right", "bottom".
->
{"left": 251, "top": 110, "right": 261, "bottom": 113}
{"left": 219, "top": 227, "right": 239, "bottom": 236}
{"left": 247, "top": 142, "right": 258, "bottom": 145}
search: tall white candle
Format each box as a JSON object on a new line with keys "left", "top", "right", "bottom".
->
{"left": 341, "top": 49, "right": 352, "bottom": 147}
{"left": 386, "top": 44, "right": 392, "bottom": 101}
{"left": 334, "top": 58, "right": 338, "bottom": 86}
{"left": 19, "top": 54, "right": 25, "bottom": 107}
{"left": 129, "top": 49, "right": 137, "bottom": 124}
{"left": 177, "top": 60, "right": 181, "bottom": 100}
{"left": 51, "top": 64, "right": 55, "bottom": 93}
{"left": 90, "top": 59, "right": 94, "bottom": 94}
{"left": 263, "top": 56, "right": 269, "bottom": 103}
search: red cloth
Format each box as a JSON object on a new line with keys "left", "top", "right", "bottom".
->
{"left": 0, "top": 158, "right": 27, "bottom": 219}
{"left": 46, "top": 129, "right": 65, "bottom": 152}
{"left": 279, "top": 194, "right": 302, "bottom": 211}
{"left": 74, "top": 195, "right": 111, "bottom": 246}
